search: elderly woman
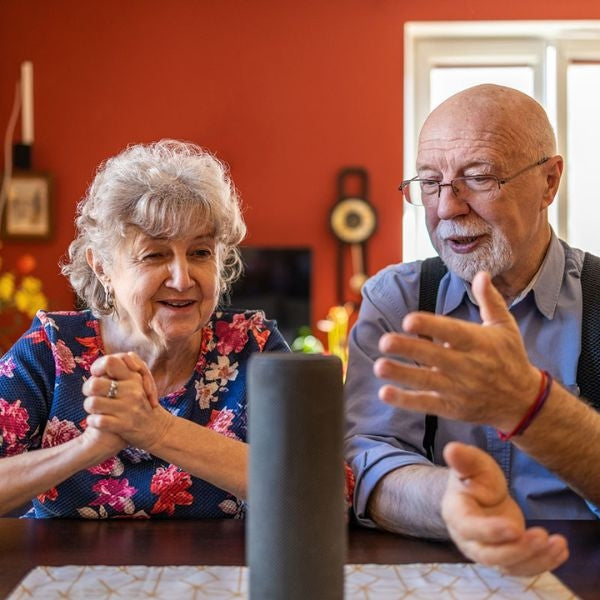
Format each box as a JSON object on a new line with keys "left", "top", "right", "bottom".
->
{"left": 0, "top": 140, "right": 289, "bottom": 518}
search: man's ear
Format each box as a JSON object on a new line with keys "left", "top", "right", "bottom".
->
{"left": 86, "top": 248, "right": 106, "bottom": 281}
{"left": 541, "top": 155, "right": 564, "bottom": 210}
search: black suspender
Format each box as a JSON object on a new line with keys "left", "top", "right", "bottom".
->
{"left": 576, "top": 252, "right": 600, "bottom": 410}
{"left": 417, "top": 252, "right": 600, "bottom": 461}
{"left": 418, "top": 257, "right": 446, "bottom": 461}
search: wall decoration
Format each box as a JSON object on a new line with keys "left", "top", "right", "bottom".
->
{"left": 329, "top": 167, "right": 377, "bottom": 304}
{"left": 1, "top": 172, "right": 52, "bottom": 240}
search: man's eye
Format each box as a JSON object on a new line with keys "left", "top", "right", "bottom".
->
{"left": 420, "top": 180, "right": 439, "bottom": 191}
{"left": 465, "top": 176, "right": 496, "bottom": 190}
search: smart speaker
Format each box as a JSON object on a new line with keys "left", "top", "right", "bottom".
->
{"left": 247, "top": 352, "right": 345, "bottom": 600}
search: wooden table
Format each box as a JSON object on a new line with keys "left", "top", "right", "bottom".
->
{"left": 0, "top": 519, "right": 597, "bottom": 598}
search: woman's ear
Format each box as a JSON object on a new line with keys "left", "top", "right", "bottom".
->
{"left": 86, "top": 248, "right": 106, "bottom": 280}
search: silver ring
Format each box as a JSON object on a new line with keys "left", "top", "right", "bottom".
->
{"left": 107, "top": 379, "right": 118, "bottom": 399}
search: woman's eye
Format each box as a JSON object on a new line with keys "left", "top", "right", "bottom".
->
{"left": 141, "top": 252, "right": 163, "bottom": 260}
{"left": 192, "top": 249, "right": 212, "bottom": 258}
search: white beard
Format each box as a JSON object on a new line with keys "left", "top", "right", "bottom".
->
{"left": 432, "top": 218, "right": 514, "bottom": 282}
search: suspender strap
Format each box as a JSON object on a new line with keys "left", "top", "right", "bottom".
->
{"left": 418, "top": 257, "right": 447, "bottom": 461}
{"left": 418, "top": 257, "right": 447, "bottom": 315}
{"left": 577, "top": 252, "right": 600, "bottom": 410}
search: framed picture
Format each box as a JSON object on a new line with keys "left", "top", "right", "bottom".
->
{"left": 1, "top": 172, "right": 52, "bottom": 240}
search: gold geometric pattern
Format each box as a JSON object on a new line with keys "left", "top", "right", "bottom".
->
{"left": 8, "top": 564, "right": 579, "bottom": 599}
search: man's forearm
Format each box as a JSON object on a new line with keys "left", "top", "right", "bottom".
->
{"left": 367, "top": 464, "right": 450, "bottom": 539}
{"left": 514, "top": 382, "right": 600, "bottom": 506}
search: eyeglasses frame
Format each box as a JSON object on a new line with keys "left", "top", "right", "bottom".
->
{"left": 399, "top": 156, "right": 550, "bottom": 206}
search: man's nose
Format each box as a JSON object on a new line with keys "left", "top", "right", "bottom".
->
{"left": 436, "top": 182, "right": 469, "bottom": 220}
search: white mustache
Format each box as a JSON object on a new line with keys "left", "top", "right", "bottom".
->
{"left": 435, "top": 219, "right": 491, "bottom": 241}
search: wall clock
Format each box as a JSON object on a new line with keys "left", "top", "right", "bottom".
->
{"left": 329, "top": 168, "right": 377, "bottom": 303}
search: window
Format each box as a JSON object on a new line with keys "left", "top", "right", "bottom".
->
{"left": 403, "top": 21, "right": 600, "bottom": 261}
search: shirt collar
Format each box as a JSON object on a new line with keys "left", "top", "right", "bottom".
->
{"left": 439, "top": 230, "right": 564, "bottom": 320}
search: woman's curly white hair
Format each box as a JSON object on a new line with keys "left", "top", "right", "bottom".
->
{"left": 61, "top": 139, "right": 246, "bottom": 316}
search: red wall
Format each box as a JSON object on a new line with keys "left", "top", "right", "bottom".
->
{"left": 2, "top": 0, "right": 600, "bottom": 342}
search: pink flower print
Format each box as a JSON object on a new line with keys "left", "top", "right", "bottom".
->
{"left": 42, "top": 416, "right": 81, "bottom": 448}
{"left": 85, "top": 319, "right": 101, "bottom": 335}
{"left": 195, "top": 380, "right": 219, "bottom": 410}
{"left": 51, "top": 339, "right": 76, "bottom": 375}
{"left": 90, "top": 478, "right": 137, "bottom": 513}
{"left": 38, "top": 487, "right": 58, "bottom": 503}
{"left": 0, "top": 398, "right": 30, "bottom": 455}
{"left": 0, "top": 357, "right": 16, "bottom": 378}
{"left": 215, "top": 313, "right": 250, "bottom": 354}
{"left": 204, "top": 356, "right": 239, "bottom": 387}
{"left": 206, "top": 408, "right": 238, "bottom": 439}
{"left": 88, "top": 455, "right": 125, "bottom": 477}
{"left": 150, "top": 464, "right": 193, "bottom": 516}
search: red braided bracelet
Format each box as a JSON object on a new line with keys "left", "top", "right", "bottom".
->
{"left": 497, "top": 369, "right": 553, "bottom": 442}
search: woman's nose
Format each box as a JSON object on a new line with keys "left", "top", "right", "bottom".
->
{"left": 168, "top": 257, "right": 193, "bottom": 289}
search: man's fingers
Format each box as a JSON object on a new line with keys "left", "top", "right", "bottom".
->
{"left": 471, "top": 271, "right": 513, "bottom": 326}
{"left": 458, "top": 529, "right": 569, "bottom": 576}
{"left": 443, "top": 441, "right": 494, "bottom": 482}
{"left": 374, "top": 351, "right": 445, "bottom": 386}
{"left": 377, "top": 383, "right": 449, "bottom": 417}
{"left": 401, "top": 313, "right": 481, "bottom": 351}
{"left": 498, "top": 533, "right": 569, "bottom": 576}
{"left": 378, "top": 333, "right": 465, "bottom": 370}
{"left": 444, "top": 508, "right": 521, "bottom": 545}
{"left": 443, "top": 442, "right": 513, "bottom": 509}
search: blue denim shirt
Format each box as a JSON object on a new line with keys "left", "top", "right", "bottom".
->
{"left": 345, "top": 232, "right": 600, "bottom": 524}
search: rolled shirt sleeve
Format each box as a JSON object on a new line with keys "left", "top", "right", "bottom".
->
{"left": 344, "top": 262, "right": 433, "bottom": 527}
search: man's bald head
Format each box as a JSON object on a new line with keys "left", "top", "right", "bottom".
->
{"left": 420, "top": 84, "right": 556, "bottom": 164}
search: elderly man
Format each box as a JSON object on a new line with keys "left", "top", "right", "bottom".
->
{"left": 344, "top": 84, "right": 600, "bottom": 576}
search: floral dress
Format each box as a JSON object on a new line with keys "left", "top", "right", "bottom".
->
{"left": 0, "top": 308, "right": 289, "bottom": 519}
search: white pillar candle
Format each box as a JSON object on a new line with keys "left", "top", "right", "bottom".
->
{"left": 21, "top": 61, "right": 34, "bottom": 144}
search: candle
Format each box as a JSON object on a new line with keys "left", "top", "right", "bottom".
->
{"left": 21, "top": 61, "right": 34, "bottom": 144}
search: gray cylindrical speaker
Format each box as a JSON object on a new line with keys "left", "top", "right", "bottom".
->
{"left": 247, "top": 352, "right": 346, "bottom": 600}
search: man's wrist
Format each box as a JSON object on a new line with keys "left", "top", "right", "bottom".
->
{"left": 492, "top": 365, "right": 541, "bottom": 432}
{"left": 497, "top": 368, "right": 552, "bottom": 440}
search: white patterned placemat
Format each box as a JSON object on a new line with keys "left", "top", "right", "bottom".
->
{"left": 7, "top": 563, "right": 579, "bottom": 599}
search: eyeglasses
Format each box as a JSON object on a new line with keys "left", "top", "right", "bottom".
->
{"left": 399, "top": 157, "right": 549, "bottom": 207}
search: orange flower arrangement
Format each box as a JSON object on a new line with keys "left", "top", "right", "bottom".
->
{"left": 0, "top": 251, "right": 48, "bottom": 354}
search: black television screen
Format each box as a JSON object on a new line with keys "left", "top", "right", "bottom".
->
{"left": 226, "top": 247, "right": 311, "bottom": 344}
